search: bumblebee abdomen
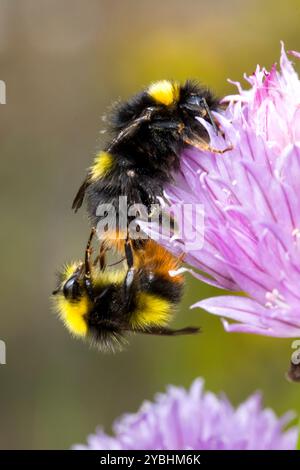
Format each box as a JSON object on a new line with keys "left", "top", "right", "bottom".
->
{"left": 144, "top": 274, "right": 183, "bottom": 305}
{"left": 129, "top": 291, "right": 173, "bottom": 330}
{"left": 129, "top": 269, "right": 183, "bottom": 331}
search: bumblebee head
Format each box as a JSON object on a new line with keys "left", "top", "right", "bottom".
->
{"left": 148, "top": 79, "right": 217, "bottom": 117}
{"left": 52, "top": 262, "right": 92, "bottom": 338}
{"left": 112, "top": 80, "right": 218, "bottom": 154}
{"left": 52, "top": 260, "right": 128, "bottom": 351}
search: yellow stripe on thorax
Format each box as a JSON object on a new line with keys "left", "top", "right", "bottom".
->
{"left": 55, "top": 296, "right": 91, "bottom": 337}
{"left": 93, "top": 268, "right": 126, "bottom": 288}
{"left": 148, "top": 80, "right": 180, "bottom": 106}
{"left": 90, "top": 151, "right": 114, "bottom": 181}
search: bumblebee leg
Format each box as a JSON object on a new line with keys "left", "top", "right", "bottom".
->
{"left": 84, "top": 228, "right": 95, "bottom": 275}
{"left": 124, "top": 267, "right": 136, "bottom": 308}
{"left": 99, "top": 243, "right": 106, "bottom": 270}
{"left": 184, "top": 136, "right": 233, "bottom": 154}
{"left": 93, "top": 287, "right": 109, "bottom": 305}
{"left": 132, "top": 326, "right": 200, "bottom": 336}
{"left": 93, "top": 241, "right": 107, "bottom": 270}
{"left": 107, "top": 256, "right": 126, "bottom": 268}
{"left": 203, "top": 142, "right": 233, "bottom": 154}
{"left": 124, "top": 237, "right": 134, "bottom": 269}
{"left": 148, "top": 121, "right": 183, "bottom": 131}
{"left": 123, "top": 235, "right": 137, "bottom": 306}
{"left": 108, "top": 106, "right": 156, "bottom": 151}
{"left": 84, "top": 228, "right": 96, "bottom": 300}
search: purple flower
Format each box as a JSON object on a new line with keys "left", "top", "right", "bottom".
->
{"left": 162, "top": 44, "right": 300, "bottom": 337}
{"left": 73, "top": 379, "right": 297, "bottom": 450}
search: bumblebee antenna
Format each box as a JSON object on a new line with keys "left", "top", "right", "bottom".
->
{"left": 200, "top": 97, "right": 218, "bottom": 135}
{"left": 84, "top": 228, "right": 96, "bottom": 300}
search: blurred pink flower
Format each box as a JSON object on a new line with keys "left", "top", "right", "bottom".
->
{"left": 73, "top": 379, "right": 297, "bottom": 450}
{"left": 164, "top": 44, "right": 300, "bottom": 337}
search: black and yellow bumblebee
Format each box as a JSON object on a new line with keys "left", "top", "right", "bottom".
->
{"left": 72, "top": 80, "right": 228, "bottom": 269}
{"left": 52, "top": 230, "right": 199, "bottom": 352}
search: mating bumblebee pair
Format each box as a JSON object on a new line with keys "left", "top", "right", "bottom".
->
{"left": 53, "top": 231, "right": 198, "bottom": 352}
{"left": 53, "top": 80, "right": 225, "bottom": 351}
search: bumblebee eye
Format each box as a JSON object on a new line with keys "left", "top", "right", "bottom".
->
{"left": 63, "top": 275, "right": 81, "bottom": 300}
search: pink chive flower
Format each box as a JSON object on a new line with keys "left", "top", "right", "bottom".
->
{"left": 162, "top": 43, "right": 300, "bottom": 338}
{"left": 73, "top": 379, "right": 297, "bottom": 450}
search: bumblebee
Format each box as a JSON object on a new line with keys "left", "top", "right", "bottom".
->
{"left": 52, "top": 230, "right": 199, "bottom": 352}
{"left": 72, "top": 80, "right": 228, "bottom": 269}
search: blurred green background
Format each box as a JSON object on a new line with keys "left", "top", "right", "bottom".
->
{"left": 1, "top": 0, "right": 300, "bottom": 450}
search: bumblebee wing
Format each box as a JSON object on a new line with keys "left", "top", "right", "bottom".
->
{"left": 72, "top": 177, "right": 90, "bottom": 212}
